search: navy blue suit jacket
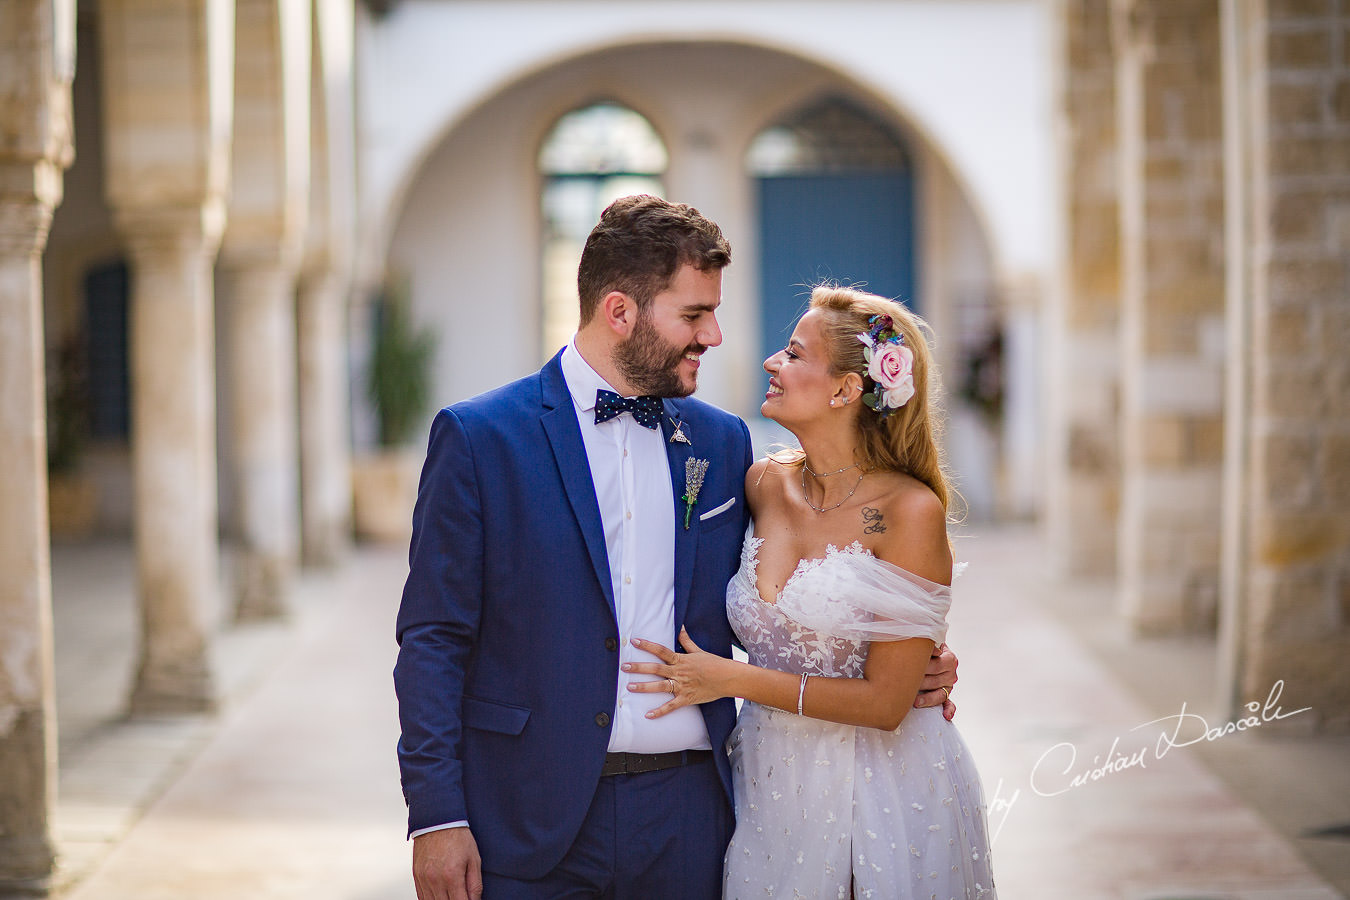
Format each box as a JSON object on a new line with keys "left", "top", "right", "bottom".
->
{"left": 395, "top": 350, "right": 753, "bottom": 879}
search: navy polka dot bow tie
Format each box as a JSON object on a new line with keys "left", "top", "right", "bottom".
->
{"left": 594, "top": 389, "right": 663, "bottom": 429}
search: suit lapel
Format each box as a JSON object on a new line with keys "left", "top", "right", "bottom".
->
{"left": 539, "top": 355, "right": 617, "bottom": 621}
{"left": 662, "top": 399, "right": 697, "bottom": 630}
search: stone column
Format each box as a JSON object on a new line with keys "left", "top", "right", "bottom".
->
{"left": 0, "top": 0, "right": 74, "bottom": 890}
{"left": 0, "top": 176, "right": 63, "bottom": 899}
{"left": 99, "top": 0, "right": 235, "bottom": 714}
{"left": 297, "top": 269, "right": 352, "bottom": 566}
{"left": 220, "top": 255, "right": 300, "bottom": 616}
{"left": 1222, "top": 0, "right": 1350, "bottom": 724}
{"left": 219, "top": 0, "right": 311, "bottom": 616}
{"left": 1047, "top": 0, "right": 1122, "bottom": 575}
{"left": 997, "top": 274, "right": 1047, "bottom": 520}
{"left": 1114, "top": 0, "right": 1227, "bottom": 633}
{"left": 296, "top": 0, "right": 353, "bottom": 567}
{"left": 122, "top": 214, "right": 222, "bottom": 713}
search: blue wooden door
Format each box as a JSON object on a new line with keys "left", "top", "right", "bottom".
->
{"left": 756, "top": 173, "right": 916, "bottom": 363}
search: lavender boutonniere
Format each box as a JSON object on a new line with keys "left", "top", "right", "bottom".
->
{"left": 682, "top": 458, "right": 710, "bottom": 530}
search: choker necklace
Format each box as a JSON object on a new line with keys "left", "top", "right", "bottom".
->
{"left": 801, "top": 466, "right": 865, "bottom": 514}
{"left": 803, "top": 460, "right": 861, "bottom": 478}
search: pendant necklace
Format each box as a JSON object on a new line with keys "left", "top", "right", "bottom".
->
{"left": 801, "top": 465, "right": 866, "bottom": 514}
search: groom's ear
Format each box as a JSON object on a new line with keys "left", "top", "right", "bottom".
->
{"left": 600, "top": 290, "right": 637, "bottom": 337}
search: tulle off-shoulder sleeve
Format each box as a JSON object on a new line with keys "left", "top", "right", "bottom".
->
{"left": 773, "top": 545, "right": 950, "bottom": 645}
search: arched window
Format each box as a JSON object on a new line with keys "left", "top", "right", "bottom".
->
{"left": 539, "top": 103, "right": 667, "bottom": 359}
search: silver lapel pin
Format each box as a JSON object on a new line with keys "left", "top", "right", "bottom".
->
{"left": 668, "top": 417, "right": 691, "bottom": 445}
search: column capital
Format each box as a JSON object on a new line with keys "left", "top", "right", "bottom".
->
{"left": 221, "top": 0, "right": 313, "bottom": 276}
{"left": 1110, "top": 0, "right": 1156, "bottom": 62}
{"left": 98, "top": 0, "right": 234, "bottom": 214}
{"left": 218, "top": 240, "right": 301, "bottom": 273}
{"left": 995, "top": 271, "right": 1045, "bottom": 313}
{"left": 112, "top": 200, "right": 227, "bottom": 263}
{"left": 297, "top": 263, "right": 343, "bottom": 296}
{"left": 0, "top": 0, "right": 76, "bottom": 171}
{"left": 0, "top": 161, "right": 64, "bottom": 255}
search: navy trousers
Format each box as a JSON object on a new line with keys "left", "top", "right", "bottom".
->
{"left": 481, "top": 755, "right": 732, "bottom": 900}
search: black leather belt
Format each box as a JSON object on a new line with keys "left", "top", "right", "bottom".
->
{"left": 600, "top": 749, "right": 712, "bottom": 777}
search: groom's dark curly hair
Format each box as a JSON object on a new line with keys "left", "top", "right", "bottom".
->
{"left": 577, "top": 194, "right": 731, "bottom": 325}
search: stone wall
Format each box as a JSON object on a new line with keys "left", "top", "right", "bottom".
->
{"left": 1050, "top": 0, "right": 1122, "bottom": 576}
{"left": 1243, "top": 0, "right": 1350, "bottom": 725}
{"left": 1117, "top": 0, "right": 1227, "bottom": 633}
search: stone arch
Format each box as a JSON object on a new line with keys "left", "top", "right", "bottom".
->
{"left": 373, "top": 35, "right": 1013, "bottom": 287}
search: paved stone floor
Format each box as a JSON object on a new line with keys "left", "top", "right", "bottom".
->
{"left": 44, "top": 526, "right": 1348, "bottom": 900}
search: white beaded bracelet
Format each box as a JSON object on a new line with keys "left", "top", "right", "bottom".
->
{"left": 797, "top": 673, "right": 808, "bottom": 716}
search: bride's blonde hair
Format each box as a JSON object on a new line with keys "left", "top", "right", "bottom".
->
{"left": 806, "top": 285, "right": 951, "bottom": 512}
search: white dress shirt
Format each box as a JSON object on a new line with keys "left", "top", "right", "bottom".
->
{"left": 560, "top": 340, "right": 712, "bottom": 754}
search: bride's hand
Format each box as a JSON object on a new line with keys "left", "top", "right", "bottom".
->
{"left": 624, "top": 628, "right": 733, "bottom": 718}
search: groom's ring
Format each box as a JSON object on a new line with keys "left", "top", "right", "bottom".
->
{"left": 940, "top": 686, "right": 951, "bottom": 700}
{"left": 666, "top": 679, "right": 676, "bottom": 693}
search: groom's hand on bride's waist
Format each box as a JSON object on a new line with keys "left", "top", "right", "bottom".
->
{"left": 914, "top": 642, "right": 958, "bottom": 721}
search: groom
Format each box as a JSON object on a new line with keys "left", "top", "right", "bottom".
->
{"left": 395, "top": 195, "right": 957, "bottom": 899}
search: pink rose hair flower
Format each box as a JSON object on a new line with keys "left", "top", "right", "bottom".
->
{"left": 856, "top": 315, "right": 915, "bottom": 417}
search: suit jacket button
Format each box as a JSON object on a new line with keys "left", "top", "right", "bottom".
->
{"left": 595, "top": 712, "right": 610, "bottom": 727}
{"left": 605, "top": 637, "right": 618, "bottom": 651}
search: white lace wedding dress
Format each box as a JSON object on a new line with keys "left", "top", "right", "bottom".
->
{"left": 723, "top": 532, "right": 996, "bottom": 900}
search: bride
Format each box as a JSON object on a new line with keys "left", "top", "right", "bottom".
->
{"left": 626, "top": 286, "right": 996, "bottom": 899}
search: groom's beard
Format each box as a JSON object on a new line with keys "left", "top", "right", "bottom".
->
{"left": 613, "top": 311, "right": 702, "bottom": 398}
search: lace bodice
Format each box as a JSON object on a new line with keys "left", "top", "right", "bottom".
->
{"left": 727, "top": 531, "right": 951, "bottom": 679}
{"left": 729, "top": 536, "right": 868, "bottom": 677}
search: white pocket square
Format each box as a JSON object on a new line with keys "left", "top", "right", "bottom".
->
{"left": 699, "top": 497, "right": 736, "bottom": 521}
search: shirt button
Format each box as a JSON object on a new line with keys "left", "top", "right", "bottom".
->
{"left": 626, "top": 510, "right": 632, "bottom": 520}
{"left": 623, "top": 449, "right": 628, "bottom": 457}
{"left": 595, "top": 712, "right": 610, "bottom": 727}
{"left": 624, "top": 575, "right": 632, "bottom": 585}
{"left": 605, "top": 637, "right": 618, "bottom": 651}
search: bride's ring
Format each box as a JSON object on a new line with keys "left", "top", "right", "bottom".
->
{"left": 940, "top": 686, "right": 951, "bottom": 700}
